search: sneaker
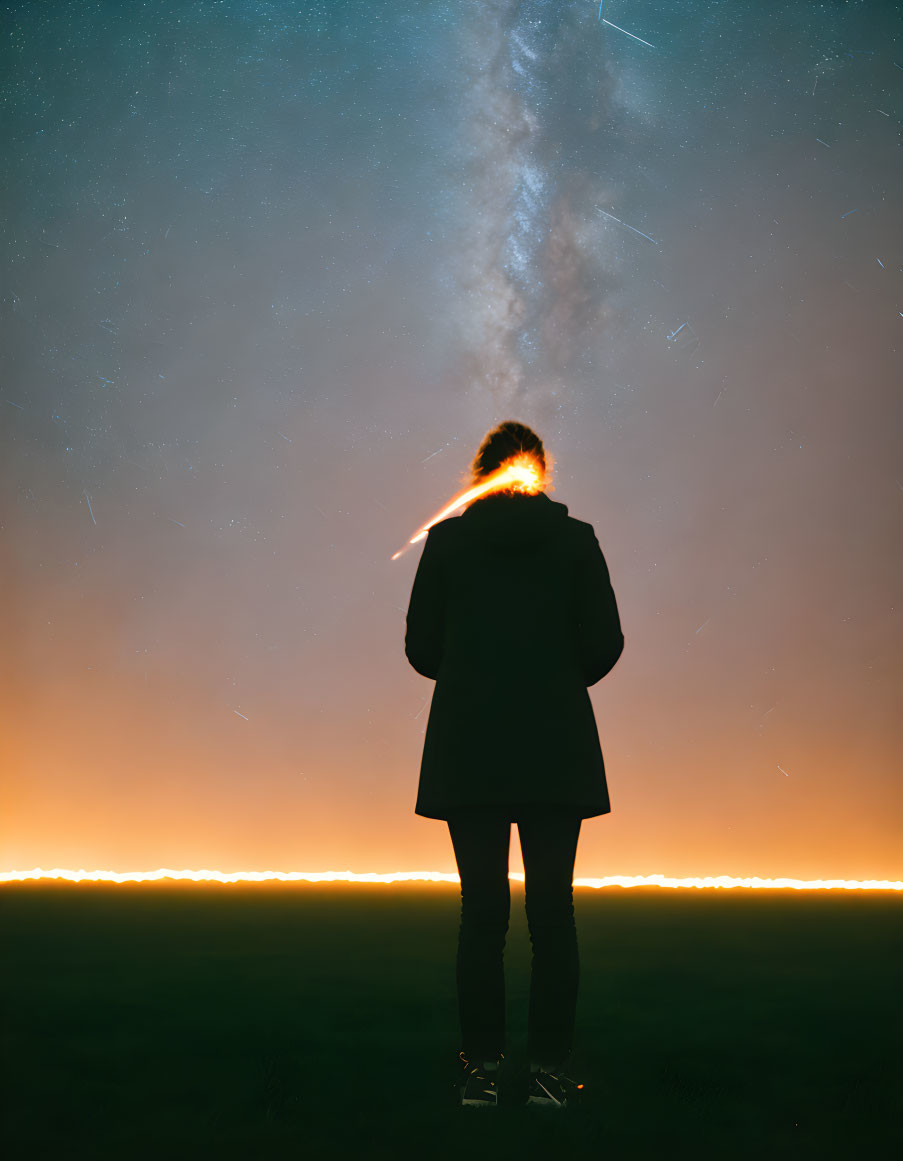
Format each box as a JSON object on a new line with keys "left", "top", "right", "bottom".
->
{"left": 526, "top": 1065, "right": 584, "bottom": 1108}
{"left": 458, "top": 1051, "right": 503, "bottom": 1108}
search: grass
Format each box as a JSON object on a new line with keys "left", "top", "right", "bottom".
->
{"left": 1, "top": 882, "right": 900, "bottom": 1159}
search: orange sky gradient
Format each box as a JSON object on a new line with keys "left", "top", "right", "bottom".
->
{"left": 3, "top": 421, "right": 900, "bottom": 884}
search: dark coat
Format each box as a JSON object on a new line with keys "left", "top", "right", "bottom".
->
{"left": 404, "top": 490, "right": 624, "bottom": 820}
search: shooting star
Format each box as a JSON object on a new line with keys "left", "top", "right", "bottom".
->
{"left": 666, "top": 321, "right": 700, "bottom": 353}
{"left": 601, "top": 18, "right": 655, "bottom": 49}
{"left": 84, "top": 490, "right": 96, "bottom": 525}
{"left": 595, "top": 207, "right": 660, "bottom": 245}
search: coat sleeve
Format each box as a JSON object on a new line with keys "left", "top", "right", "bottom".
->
{"left": 575, "top": 526, "right": 625, "bottom": 687}
{"left": 404, "top": 527, "right": 445, "bottom": 680}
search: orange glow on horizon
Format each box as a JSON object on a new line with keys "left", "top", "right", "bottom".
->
{"left": 2, "top": 868, "right": 901, "bottom": 890}
{"left": 391, "top": 451, "right": 549, "bottom": 560}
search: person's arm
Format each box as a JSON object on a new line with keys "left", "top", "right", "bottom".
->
{"left": 404, "top": 527, "right": 445, "bottom": 680}
{"left": 575, "top": 526, "right": 624, "bottom": 686}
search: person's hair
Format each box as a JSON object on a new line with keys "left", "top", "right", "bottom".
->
{"left": 467, "top": 420, "right": 552, "bottom": 489}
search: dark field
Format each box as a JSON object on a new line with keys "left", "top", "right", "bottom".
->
{"left": 1, "top": 883, "right": 900, "bottom": 1159}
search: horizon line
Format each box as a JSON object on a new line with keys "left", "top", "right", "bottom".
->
{"left": 1, "top": 868, "right": 901, "bottom": 891}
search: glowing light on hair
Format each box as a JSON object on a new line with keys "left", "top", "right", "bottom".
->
{"left": 391, "top": 451, "right": 547, "bottom": 561}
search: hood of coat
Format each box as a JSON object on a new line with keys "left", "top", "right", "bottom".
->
{"left": 457, "top": 490, "right": 570, "bottom": 553}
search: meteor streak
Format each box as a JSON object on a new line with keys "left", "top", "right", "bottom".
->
{"left": 391, "top": 452, "right": 546, "bottom": 561}
{"left": 595, "top": 207, "right": 660, "bottom": 245}
{"left": 601, "top": 19, "right": 656, "bottom": 49}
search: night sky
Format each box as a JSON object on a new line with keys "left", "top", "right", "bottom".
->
{"left": 2, "top": 1, "right": 900, "bottom": 880}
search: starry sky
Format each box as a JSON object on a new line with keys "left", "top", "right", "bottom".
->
{"left": 2, "top": 0, "right": 900, "bottom": 880}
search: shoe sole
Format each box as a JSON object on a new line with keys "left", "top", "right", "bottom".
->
{"left": 460, "top": 1082, "right": 499, "bottom": 1108}
{"left": 459, "top": 1064, "right": 500, "bottom": 1107}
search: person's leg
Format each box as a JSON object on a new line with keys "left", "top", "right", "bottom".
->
{"left": 516, "top": 805, "right": 582, "bottom": 1072}
{"left": 447, "top": 808, "right": 512, "bottom": 1066}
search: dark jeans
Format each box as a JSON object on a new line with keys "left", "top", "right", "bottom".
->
{"left": 447, "top": 804, "right": 582, "bottom": 1067}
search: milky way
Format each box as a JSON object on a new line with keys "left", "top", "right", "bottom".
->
{"left": 450, "top": 0, "right": 629, "bottom": 415}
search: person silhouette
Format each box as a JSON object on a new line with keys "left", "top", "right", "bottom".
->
{"left": 404, "top": 420, "right": 625, "bottom": 1107}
